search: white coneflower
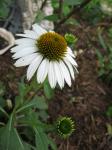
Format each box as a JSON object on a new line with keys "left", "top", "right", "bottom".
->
{"left": 11, "top": 24, "right": 78, "bottom": 89}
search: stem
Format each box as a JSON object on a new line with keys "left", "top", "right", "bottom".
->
{"left": 55, "top": 0, "right": 92, "bottom": 30}
{"left": 40, "top": 0, "right": 48, "bottom": 10}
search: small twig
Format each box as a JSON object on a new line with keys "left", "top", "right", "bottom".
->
{"left": 40, "top": 0, "right": 48, "bottom": 10}
{"left": 55, "top": 0, "right": 92, "bottom": 30}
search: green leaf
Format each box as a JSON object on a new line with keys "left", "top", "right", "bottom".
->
{"left": 44, "top": 80, "right": 54, "bottom": 100}
{"left": 98, "top": 29, "right": 107, "bottom": 50}
{"left": 18, "top": 78, "right": 27, "bottom": 99}
{"left": 16, "top": 96, "right": 48, "bottom": 113}
{"left": 34, "top": 126, "right": 57, "bottom": 150}
{"left": 47, "top": 138, "right": 57, "bottom": 150}
{"left": 35, "top": 127, "right": 48, "bottom": 150}
{"left": 23, "top": 142, "right": 36, "bottom": 150}
{"left": 107, "top": 123, "right": 112, "bottom": 136}
{"left": 0, "top": 115, "right": 26, "bottom": 150}
{"left": 44, "top": 14, "right": 59, "bottom": 21}
{"left": 0, "top": 106, "right": 9, "bottom": 118}
{"left": 64, "top": 0, "right": 83, "bottom": 6}
{"left": 96, "top": 49, "right": 104, "bottom": 68}
{"left": 106, "top": 106, "right": 112, "bottom": 117}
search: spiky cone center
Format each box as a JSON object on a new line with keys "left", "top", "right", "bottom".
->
{"left": 37, "top": 32, "right": 67, "bottom": 61}
{"left": 57, "top": 117, "right": 75, "bottom": 138}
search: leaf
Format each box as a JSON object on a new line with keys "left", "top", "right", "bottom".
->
{"left": 16, "top": 96, "right": 48, "bottom": 113}
{"left": 107, "top": 123, "right": 112, "bottom": 136}
{"left": 18, "top": 78, "right": 27, "bottom": 99}
{"left": 98, "top": 30, "right": 107, "bottom": 50}
{"left": 23, "top": 142, "right": 36, "bottom": 150}
{"left": 44, "top": 80, "right": 54, "bottom": 100}
{"left": 0, "top": 106, "right": 9, "bottom": 118}
{"left": 35, "top": 127, "right": 48, "bottom": 150}
{"left": 64, "top": 0, "right": 83, "bottom": 6}
{"left": 0, "top": 114, "right": 26, "bottom": 150}
{"left": 96, "top": 49, "right": 104, "bottom": 68}
{"left": 47, "top": 138, "right": 57, "bottom": 150}
{"left": 44, "top": 14, "right": 59, "bottom": 21}
{"left": 106, "top": 106, "right": 112, "bottom": 117}
{"left": 34, "top": 126, "right": 57, "bottom": 150}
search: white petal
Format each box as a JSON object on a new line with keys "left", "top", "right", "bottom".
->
{"left": 24, "top": 30, "right": 37, "bottom": 36}
{"left": 54, "top": 61, "right": 64, "bottom": 89}
{"left": 14, "top": 53, "right": 38, "bottom": 67}
{"left": 65, "top": 54, "right": 78, "bottom": 67}
{"left": 12, "top": 47, "right": 37, "bottom": 59}
{"left": 17, "top": 30, "right": 37, "bottom": 39}
{"left": 37, "top": 59, "right": 49, "bottom": 83}
{"left": 15, "top": 38, "right": 35, "bottom": 45}
{"left": 59, "top": 61, "right": 71, "bottom": 87}
{"left": 11, "top": 42, "right": 35, "bottom": 53}
{"left": 64, "top": 59, "right": 75, "bottom": 79}
{"left": 27, "top": 54, "right": 43, "bottom": 80}
{"left": 48, "top": 61, "right": 57, "bottom": 88}
{"left": 67, "top": 47, "right": 75, "bottom": 58}
{"left": 32, "top": 24, "right": 47, "bottom": 36}
{"left": 11, "top": 45, "right": 25, "bottom": 53}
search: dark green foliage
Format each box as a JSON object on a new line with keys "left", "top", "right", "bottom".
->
{"left": 0, "top": 0, "right": 13, "bottom": 19}
{"left": 96, "top": 28, "right": 112, "bottom": 84}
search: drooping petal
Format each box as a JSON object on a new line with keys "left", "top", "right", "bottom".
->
{"left": 32, "top": 24, "right": 47, "bottom": 36}
{"left": 27, "top": 54, "right": 43, "bottom": 80}
{"left": 64, "top": 59, "right": 75, "bottom": 80}
{"left": 37, "top": 59, "right": 49, "bottom": 83}
{"left": 59, "top": 61, "right": 71, "bottom": 87}
{"left": 65, "top": 54, "right": 78, "bottom": 67}
{"left": 67, "top": 47, "right": 75, "bottom": 58}
{"left": 14, "top": 53, "right": 38, "bottom": 67}
{"left": 48, "top": 61, "right": 57, "bottom": 88}
{"left": 54, "top": 61, "right": 64, "bottom": 89}
{"left": 12, "top": 46, "right": 37, "bottom": 59}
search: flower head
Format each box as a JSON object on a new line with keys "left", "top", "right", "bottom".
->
{"left": 11, "top": 24, "right": 78, "bottom": 89}
{"left": 56, "top": 116, "right": 75, "bottom": 138}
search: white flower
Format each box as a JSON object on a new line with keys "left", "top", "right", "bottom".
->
{"left": 11, "top": 24, "right": 78, "bottom": 89}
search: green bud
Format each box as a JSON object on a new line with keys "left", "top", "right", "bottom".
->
{"left": 65, "top": 33, "right": 77, "bottom": 45}
{"left": 56, "top": 116, "right": 75, "bottom": 139}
